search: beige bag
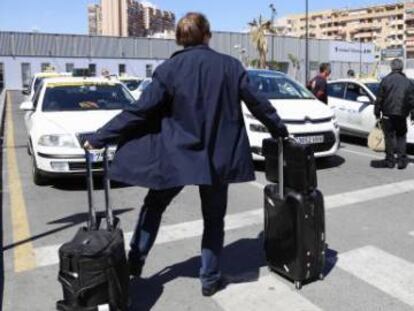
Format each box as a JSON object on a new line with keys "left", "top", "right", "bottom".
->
{"left": 367, "top": 122, "right": 385, "bottom": 152}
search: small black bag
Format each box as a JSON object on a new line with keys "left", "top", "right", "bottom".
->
{"left": 262, "top": 138, "right": 317, "bottom": 192}
{"left": 57, "top": 148, "right": 129, "bottom": 311}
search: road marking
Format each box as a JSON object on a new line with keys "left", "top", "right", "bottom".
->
{"left": 340, "top": 148, "right": 383, "bottom": 159}
{"left": 213, "top": 273, "right": 322, "bottom": 311}
{"left": 337, "top": 246, "right": 414, "bottom": 307}
{"left": 324, "top": 179, "right": 414, "bottom": 209}
{"left": 5, "top": 91, "right": 36, "bottom": 272}
{"left": 34, "top": 178, "right": 414, "bottom": 269}
{"left": 409, "top": 231, "right": 414, "bottom": 237}
{"left": 35, "top": 208, "right": 264, "bottom": 268}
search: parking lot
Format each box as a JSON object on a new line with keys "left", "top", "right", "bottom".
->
{"left": 2, "top": 90, "right": 414, "bottom": 310}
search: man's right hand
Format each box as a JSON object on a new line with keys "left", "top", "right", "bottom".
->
{"left": 274, "top": 124, "right": 289, "bottom": 140}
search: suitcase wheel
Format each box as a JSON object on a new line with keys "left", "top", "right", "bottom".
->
{"left": 294, "top": 281, "right": 302, "bottom": 290}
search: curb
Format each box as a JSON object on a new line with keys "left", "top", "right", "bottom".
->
{"left": 0, "top": 90, "right": 6, "bottom": 137}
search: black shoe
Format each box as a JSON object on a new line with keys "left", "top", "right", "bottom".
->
{"left": 202, "top": 278, "right": 227, "bottom": 297}
{"left": 398, "top": 158, "right": 408, "bottom": 170}
{"left": 371, "top": 160, "right": 395, "bottom": 169}
{"left": 128, "top": 251, "right": 145, "bottom": 278}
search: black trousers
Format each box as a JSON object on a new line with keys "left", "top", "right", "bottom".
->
{"left": 382, "top": 115, "right": 407, "bottom": 162}
{"left": 130, "top": 183, "right": 228, "bottom": 288}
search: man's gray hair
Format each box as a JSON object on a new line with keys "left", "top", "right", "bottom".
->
{"left": 390, "top": 58, "right": 403, "bottom": 71}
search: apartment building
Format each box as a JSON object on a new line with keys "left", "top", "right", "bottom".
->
{"left": 88, "top": 0, "right": 175, "bottom": 38}
{"left": 88, "top": 4, "right": 102, "bottom": 36}
{"left": 276, "top": 3, "right": 405, "bottom": 52}
{"left": 406, "top": 2, "right": 414, "bottom": 58}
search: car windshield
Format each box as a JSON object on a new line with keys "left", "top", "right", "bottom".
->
{"left": 33, "top": 77, "right": 45, "bottom": 94}
{"left": 42, "top": 83, "right": 136, "bottom": 112}
{"left": 138, "top": 79, "right": 151, "bottom": 91}
{"left": 365, "top": 83, "right": 380, "bottom": 97}
{"left": 122, "top": 79, "right": 141, "bottom": 91}
{"left": 247, "top": 71, "right": 314, "bottom": 100}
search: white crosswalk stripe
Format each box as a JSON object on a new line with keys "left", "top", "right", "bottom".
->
{"left": 213, "top": 271, "right": 322, "bottom": 311}
{"left": 337, "top": 246, "right": 414, "bottom": 308}
{"left": 34, "top": 179, "right": 414, "bottom": 268}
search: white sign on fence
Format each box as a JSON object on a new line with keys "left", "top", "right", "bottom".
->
{"left": 329, "top": 41, "right": 375, "bottom": 63}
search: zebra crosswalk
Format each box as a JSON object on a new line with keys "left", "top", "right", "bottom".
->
{"left": 212, "top": 245, "right": 414, "bottom": 311}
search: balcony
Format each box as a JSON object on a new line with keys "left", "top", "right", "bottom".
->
{"left": 406, "top": 40, "right": 414, "bottom": 47}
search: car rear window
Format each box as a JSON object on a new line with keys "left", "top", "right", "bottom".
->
{"left": 122, "top": 79, "right": 141, "bottom": 91}
{"left": 42, "top": 83, "right": 136, "bottom": 112}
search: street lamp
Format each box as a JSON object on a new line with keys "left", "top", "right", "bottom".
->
{"left": 269, "top": 3, "right": 277, "bottom": 62}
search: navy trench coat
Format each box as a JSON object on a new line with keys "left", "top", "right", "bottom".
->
{"left": 89, "top": 45, "right": 286, "bottom": 190}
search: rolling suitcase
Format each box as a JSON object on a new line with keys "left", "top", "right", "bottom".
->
{"left": 56, "top": 147, "right": 129, "bottom": 311}
{"left": 263, "top": 138, "right": 326, "bottom": 290}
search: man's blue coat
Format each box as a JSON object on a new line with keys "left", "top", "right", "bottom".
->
{"left": 89, "top": 45, "right": 285, "bottom": 189}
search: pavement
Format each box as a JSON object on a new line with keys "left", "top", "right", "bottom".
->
{"left": 2, "top": 90, "right": 414, "bottom": 311}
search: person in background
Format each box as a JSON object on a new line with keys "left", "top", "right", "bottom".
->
{"left": 307, "top": 63, "right": 331, "bottom": 104}
{"left": 101, "top": 68, "right": 110, "bottom": 77}
{"left": 84, "top": 12, "right": 288, "bottom": 297}
{"left": 347, "top": 69, "right": 355, "bottom": 78}
{"left": 374, "top": 58, "right": 414, "bottom": 169}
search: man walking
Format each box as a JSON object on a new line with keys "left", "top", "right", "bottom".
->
{"left": 308, "top": 63, "right": 331, "bottom": 104}
{"left": 84, "top": 12, "right": 288, "bottom": 296}
{"left": 374, "top": 58, "right": 414, "bottom": 169}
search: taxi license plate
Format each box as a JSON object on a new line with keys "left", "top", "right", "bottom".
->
{"left": 295, "top": 135, "right": 324, "bottom": 145}
{"left": 90, "top": 149, "right": 115, "bottom": 162}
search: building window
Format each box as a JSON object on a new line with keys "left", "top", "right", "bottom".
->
{"left": 146, "top": 64, "right": 153, "bottom": 78}
{"left": 66, "top": 63, "right": 75, "bottom": 73}
{"left": 119, "top": 64, "right": 126, "bottom": 75}
{"left": 0, "top": 63, "right": 4, "bottom": 92}
{"left": 41, "top": 63, "right": 51, "bottom": 72}
{"left": 21, "top": 63, "right": 32, "bottom": 89}
{"left": 88, "top": 63, "right": 96, "bottom": 76}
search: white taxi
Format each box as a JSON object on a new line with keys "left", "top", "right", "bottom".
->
{"left": 327, "top": 78, "right": 414, "bottom": 144}
{"left": 244, "top": 70, "right": 340, "bottom": 159}
{"left": 118, "top": 76, "right": 144, "bottom": 99}
{"left": 20, "top": 77, "right": 136, "bottom": 185}
{"left": 23, "top": 71, "right": 71, "bottom": 101}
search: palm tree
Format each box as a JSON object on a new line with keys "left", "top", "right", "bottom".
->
{"left": 248, "top": 15, "right": 274, "bottom": 69}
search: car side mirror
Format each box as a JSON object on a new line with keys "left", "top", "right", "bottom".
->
{"left": 20, "top": 101, "right": 34, "bottom": 111}
{"left": 357, "top": 95, "right": 371, "bottom": 104}
{"left": 22, "top": 88, "right": 30, "bottom": 96}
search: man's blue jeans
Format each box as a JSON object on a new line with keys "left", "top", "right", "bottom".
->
{"left": 130, "top": 184, "right": 228, "bottom": 289}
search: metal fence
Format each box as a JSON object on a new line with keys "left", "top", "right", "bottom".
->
{"left": 0, "top": 31, "right": 374, "bottom": 82}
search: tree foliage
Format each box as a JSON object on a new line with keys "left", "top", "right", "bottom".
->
{"left": 248, "top": 15, "right": 274, "bottom": 69}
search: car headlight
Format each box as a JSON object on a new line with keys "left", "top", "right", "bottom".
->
{"left": 250, "top": 123, "right": 269, "bottom": 133}
{"left": 331, "top": 116, "right": 339, "bottom": 129}
{"left": 38, "top": 134, "right": 77, "bottom": 148}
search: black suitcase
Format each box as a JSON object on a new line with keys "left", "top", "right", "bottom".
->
{"left": 262, "top": 138, "right": 317, "bottom": 192}
{"left": 57, "top": 148, "right": 129, "bottom": 311}
{"left": 263, "top": 139, "right": 326, "bottom": 289}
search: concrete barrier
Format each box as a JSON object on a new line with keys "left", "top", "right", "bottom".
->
{"left": 0, "top": 89, "right": 6, "bottom": 137}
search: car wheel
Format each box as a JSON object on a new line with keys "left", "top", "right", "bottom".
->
{"left": 31, "top": 154, "right": 49, "bottom": 186}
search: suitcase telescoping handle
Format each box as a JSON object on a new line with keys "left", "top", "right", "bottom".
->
{"left": 84, "top": 147, "right": 114, "bottom": 231}
{"left": 278, "top": 138, "right": 284, "bottom": 199}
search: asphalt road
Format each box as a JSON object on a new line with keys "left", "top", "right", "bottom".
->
{"left": 2, "top": 90, "right": 414, "bottom": 311}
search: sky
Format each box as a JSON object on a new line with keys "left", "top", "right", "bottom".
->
{"left": 0, "top": 0, "right": 398, "bottom": 34}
